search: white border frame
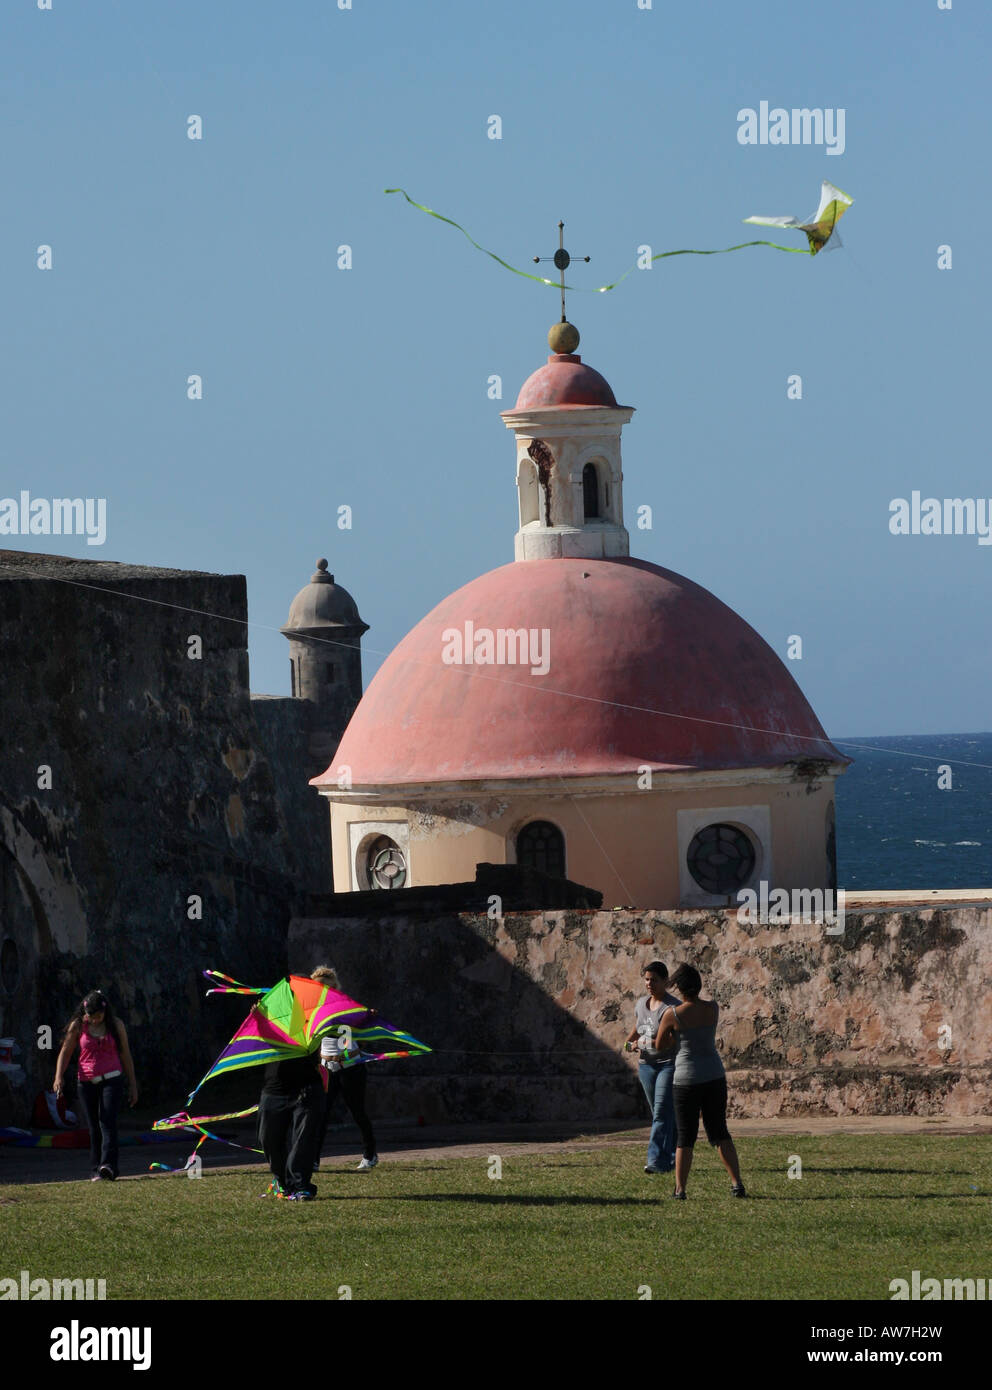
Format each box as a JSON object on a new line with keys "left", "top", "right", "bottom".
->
{"left": 348, "top": 819, "right": 411, "bottom": 892}
{"left": 677, "top": 804, "right": 771, "bottom": 908}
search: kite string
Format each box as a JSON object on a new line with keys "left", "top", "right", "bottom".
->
{"left": 385, "top": 187, "right": 811, "bottom": 295}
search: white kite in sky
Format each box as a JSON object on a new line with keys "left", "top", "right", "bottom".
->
{"left": 744, "top": 181, "right": 853, "bottom": 255}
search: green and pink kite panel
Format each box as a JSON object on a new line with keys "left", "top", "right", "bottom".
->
{"left": 151, "top": 970, "right": 430, "bottom": 1168}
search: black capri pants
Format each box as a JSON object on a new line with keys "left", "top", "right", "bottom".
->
{"left": 673, "top": 1077, "right": 731, "bottom": 1148}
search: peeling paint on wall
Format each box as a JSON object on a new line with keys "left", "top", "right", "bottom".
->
{"left": 409, "top": 800, "right": 510, "bottom": 839}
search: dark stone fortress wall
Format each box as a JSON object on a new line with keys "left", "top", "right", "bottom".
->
{"left": 250, "top": 695, "right": 332, "bottom": 896}
{"left": 0, "top": 551, "right": 326, "bottom": 1123}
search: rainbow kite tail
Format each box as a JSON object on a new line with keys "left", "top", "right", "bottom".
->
{"left": 202, "top": 969, "right": 266, "bottom": 996}
{"left": 148, "top": 1127, "right": 210, "bottom": 1174}
{"left": 150, "top": 1107, "right": 264, "bottom": 1170}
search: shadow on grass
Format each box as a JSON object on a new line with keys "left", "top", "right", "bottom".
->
{"left": 727, "top": 1192, "right": 983, "bottom": 1201}
{"left": 320, "top": 1192, "right": 663, "bottom": 1207}
{"left": 317, "top": 1164, "right": 448, "bottom": 1173}
{"left": 798, "top": 1167, "right": 970, "bottom": 1176}
{"left": 312, "top": 1189, "right": 986, "bottom": 1205}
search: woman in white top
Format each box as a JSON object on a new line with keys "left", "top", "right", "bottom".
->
{"left": 623, "top": 961, "right": 678, "bottom": 1175}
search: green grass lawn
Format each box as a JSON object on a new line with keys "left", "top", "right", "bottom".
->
{"left": 2, "top": 1135, "right": 989, "bottom": 1300}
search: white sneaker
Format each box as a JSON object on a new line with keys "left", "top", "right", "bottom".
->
{"left": 356, "top": 1155, "right": 378, "bottom": 1171}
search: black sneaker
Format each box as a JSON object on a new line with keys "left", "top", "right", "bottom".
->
{"left": 731, "top": 1184, "right": 747, "bottom": 1198}
{"left": 98, "top": 1165, "right": 115, "bottom": 1181}
{"left": 672, "top": 1189, "right": 687, "bottom": 1201}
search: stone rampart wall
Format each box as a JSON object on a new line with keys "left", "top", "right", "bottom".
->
{"left": 289, "top": 903, "right": 991, "bottom": 1122}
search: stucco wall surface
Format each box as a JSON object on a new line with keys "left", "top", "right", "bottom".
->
{"left": 328, "top": 776, "right": 836, "bottom": 907}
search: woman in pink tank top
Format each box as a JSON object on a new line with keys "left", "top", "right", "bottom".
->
{"left": 54, "top": 990, "right": 138, "bottom": 1181}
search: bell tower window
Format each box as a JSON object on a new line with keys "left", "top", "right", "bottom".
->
{"left": 582, "top": 463, "right": 599, "bottom": 519}
{"left": 519, "top": 459, "right": 540, "bottom": 526}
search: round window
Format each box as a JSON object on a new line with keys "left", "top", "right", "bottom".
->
{"left": 686, "top": 823, "right": 756, "bottom": 895}
{"left": 365, "top": 836, "right": 407, "bottom": 890}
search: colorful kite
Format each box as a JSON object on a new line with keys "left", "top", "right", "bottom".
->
{"left": 744, "top": 181, "right": 853, "bottom": 255}
{"left": 152, "top": 970, "right": 430, "bottom": 1165}
{"left": 385, "top": 180, "right": 853, "bottom": 294}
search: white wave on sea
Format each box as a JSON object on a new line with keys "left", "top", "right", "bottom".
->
{"left": 837, "top": 731, "right": 992, "bottom": 887}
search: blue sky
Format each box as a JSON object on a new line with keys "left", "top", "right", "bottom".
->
{"left": 2, "top": 0, "right": 988, "bottom": 738}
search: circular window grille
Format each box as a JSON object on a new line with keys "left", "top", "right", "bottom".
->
{"left": 0, "top": 938, "right": 19, "bottom": 994}
{"left": 366, "top": 836, "right": 407, "bottom": 890}
{"left": 686, "top": 823, "right": 756, "bottom": 895}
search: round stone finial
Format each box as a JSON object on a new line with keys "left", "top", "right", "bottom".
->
{"left": 548, "top": 320, "right": 580, "bottom": 354}
{"left": 312, "top": 558, "right": 333, "bottom": 583}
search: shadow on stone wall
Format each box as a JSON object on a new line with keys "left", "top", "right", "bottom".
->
{"left": 289, "top": 910, "right": 645, "bottom": 1126}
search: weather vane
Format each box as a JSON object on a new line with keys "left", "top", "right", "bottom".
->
{"left": 533, "top": 221, "right": 590, "bottom": 326}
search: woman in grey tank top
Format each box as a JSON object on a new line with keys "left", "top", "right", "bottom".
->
{"left": 655, "top": 963, "right": 746, "bottom": 1200}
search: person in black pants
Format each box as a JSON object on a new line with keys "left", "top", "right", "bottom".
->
{"left": 257, "top": 1053, "right": 324, "bottom": 1201}
{"left": 53, "top": 990, "right": 138, "bottom": 1182}
{"left": 654, "top": 963, "right": 745, "bottom": 1200}
{"left": 311, "top": 964, "right": 378, "bottom": 1172}
{"left": 322, "top": 1063, "right": 378, "bottom": 1169}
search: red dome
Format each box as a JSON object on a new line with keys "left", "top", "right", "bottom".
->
{"left": 514, "top": 354, "right": 620, "bottom": 409}
{"left": 313, "top": 558, "right": 845, "bottom": 788}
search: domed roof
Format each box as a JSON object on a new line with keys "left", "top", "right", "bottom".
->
{"left": 513, "top": 353, "right": 620, "bottom": 410}
{"left": 313, "top": 557, "right": 845, "bottom": 788}
{"left": 282, "top": 559, "right": 367, "bottom": 635}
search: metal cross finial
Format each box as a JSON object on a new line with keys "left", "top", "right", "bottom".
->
{"left": 533, "top": 221, "right": 590, "bottom": 323}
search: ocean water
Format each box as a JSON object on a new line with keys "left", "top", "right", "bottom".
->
{"left": 835, "top": 731, "right": 992, "bottom": 890}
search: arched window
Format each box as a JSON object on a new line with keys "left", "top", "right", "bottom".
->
{"left": 582, "top": 463, "right": 599, "bottom": 519}
{"left": 516, "top": 820, "right": 566, "bottom": 877}
{"left": 519, "top": 460, "right": 540, "bottom": 526}
{"left": 365, "top": 835, "right": 407, "bottom": 890}
{"left": 686, "top": 823, "right": 756, "bottom": 895}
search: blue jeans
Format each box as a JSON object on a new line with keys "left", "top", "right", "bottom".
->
{"left": 638, "top": 1059, "right": 676, "bottom": 1172}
